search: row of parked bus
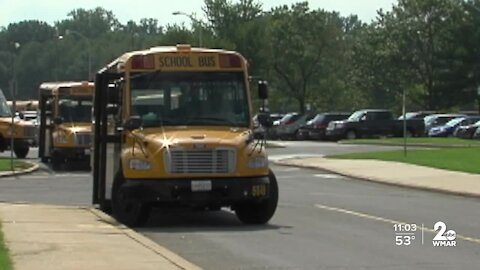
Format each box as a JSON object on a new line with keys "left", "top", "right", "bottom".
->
{"left": 258, "top": 110, "right": 480, "bottom": 141}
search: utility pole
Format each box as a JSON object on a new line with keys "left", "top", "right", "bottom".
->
{"left": 172, "top": 11, "right": 203, "bottom": 47}
{"left": 10, "top": 42, "right": 20, "bottom": 171}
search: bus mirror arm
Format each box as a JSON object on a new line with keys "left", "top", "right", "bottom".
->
{"left": 257, "top": 113, "right": 272, "bottom": 128}
{"left": 53, "top": 117, "right": 63, "bottom": 125}
{"left": 106, "top": 104, "right": 119, "bottom": 115}
{"left": 123, "top": 116, "right": 143, "bottom": 131}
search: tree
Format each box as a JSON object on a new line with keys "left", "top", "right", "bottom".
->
{"left": 377, "top": 0, "right": 464, "bottom": 110}
{"left": 56, "top": 7, "right": 121, "bottom": 38}
{"left": 267, "top": 2, "right": 343, "bottom": 113}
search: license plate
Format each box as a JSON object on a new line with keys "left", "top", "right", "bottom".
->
{"left": 191, "top": 180, "right": 212, "bottom": 192}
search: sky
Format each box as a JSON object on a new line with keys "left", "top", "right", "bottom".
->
{"left": 0, "top": 0, "right": 397, "bottom": 28}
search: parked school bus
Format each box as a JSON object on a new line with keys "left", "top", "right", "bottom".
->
{"left": 92, "top": 44, "right": 278, "bottom": 226}
{"left": 7, "top": 100, "right": 38, "bottom": 112}
{"left": 0, "top": 89, "right": 36, "bottom": 158}
{"left": 38, "top": 81, "right": 94, "bottom": 170}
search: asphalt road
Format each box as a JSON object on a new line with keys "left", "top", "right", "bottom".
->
{"left": 0, "top": 147, "right": 91, "bottom": 206}
{"left": 138, "top": 162, "right": 480, "bottom": 270}
{"left": 1, "top": 143, "right": 479, "bottom": 269}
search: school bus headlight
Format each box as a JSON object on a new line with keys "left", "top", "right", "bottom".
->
{"left": 129, "top": 159, "right": 151, "bottom": 170}
{"left": 247, "top": 156, "right": 268, "bottom": 168}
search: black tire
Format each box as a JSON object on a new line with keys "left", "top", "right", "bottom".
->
{"left": 345, "top": 130, "right": 357, "bottom": 140}
{"left": 100, "top": 199, "right": 112, "bottom": 214}
{"left": 111, "top": 171, "right": 150, "bottom": 227}
{"left": 51, "top": 151, "right": 63, "bottom": 171}
{"left": 235, "top": 169, "right": 279, "bottom": 225}
{"left": 13, "top": 145, "right": 29, "bottom": 159}
{"left": 294, "top": 130, "right": 301, "bottom": 140}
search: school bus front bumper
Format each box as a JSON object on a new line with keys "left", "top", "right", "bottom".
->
{"left": 121, "top": 176, "right": 271, "bottom": 206}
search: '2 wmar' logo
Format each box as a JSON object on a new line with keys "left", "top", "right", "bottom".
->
{"left": 432, "top": 221, "right": 456, "bottom": 247}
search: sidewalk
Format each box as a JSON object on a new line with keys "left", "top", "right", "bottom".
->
{"left": 0, "top": 203, "right": 202, "bottom": 270}
{"left": 274, "top": 157, "right": 480, "bottom": 197}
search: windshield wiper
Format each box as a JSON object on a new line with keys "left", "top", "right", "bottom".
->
{"left": 185, "top": 117, "right": 238, "bottom": 126}
{"left": 142, "top": 119, "right": 178, "bottom": 127}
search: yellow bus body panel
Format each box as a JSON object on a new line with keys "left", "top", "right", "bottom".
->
{"left": 52, "top": 123, "right": 92, "bottom": 148}
{"left": 121, "top": 126, "right": 268, "bottom": 179}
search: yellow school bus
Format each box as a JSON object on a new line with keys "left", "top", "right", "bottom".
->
{"left": 92, "top": 44, "right": 278, "bottom": 227}
{"left": 38, "top": 81, "right": 94, "bottom": 170}
{"left": 0, "top": 89, "right": 36, "bottom": 158}
{"left": 7, "top": 100, "right": 38, "bottom": 112}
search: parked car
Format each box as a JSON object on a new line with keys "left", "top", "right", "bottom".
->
{"left": 424, "top": 114, "right": 465, "bottom": 135}
{"left": 276, "top": 112, "right": 315, "bottom": 140}
{"left": 428, "top": 116, "right": 480, "bottom": 137}
{"left": 473, "top": 125, "right": 480, "bottom": 139}
{"left": 325, "top": 109, "right": 425, "bottom": 140}
{"left": 398, "top": 111, "right": 436, "bottom": 120}
{"left": 297, "top": 112, "right": 351, "bottom": 140}
{"left": 19, "top": 110, "right": 39, "bottom": 146}
{"left": 455, "top": 120, "right": 480, "bottom": 139}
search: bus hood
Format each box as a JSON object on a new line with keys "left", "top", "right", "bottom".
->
{"left": 134, "top": 126, "right": 251, "bottom": 147}
{"left": 58, "top": 122, "right": 92, "bottom": 133}
{"left": 0, "top": 117, "right": 34, "bottom": 127}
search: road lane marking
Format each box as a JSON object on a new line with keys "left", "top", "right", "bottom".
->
{"left": 0, "top": 173, "right": 90, "bottom": 180}
{"left": 314, "top": 203, "right": 480, "bottom": 245}
{"left": 269, "top": 154, "right": 324, "bottom": 161}
{"left": 313, "top": 174, "right": 344, "bottom": 179}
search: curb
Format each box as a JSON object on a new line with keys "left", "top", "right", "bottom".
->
{"left": 266, "top": 142, "right": 286, "bottom": 148}
{"left": 273, "top": 159, "right": 480, "bottom": 199}
{"left": 89, "top": 208, "right": 203, "bottom": 270}
{"left": 338, "top": 141, "right": 480, "bottom": 148}
{"left": 0, "top": 160, "right": 40, "bottom": 177}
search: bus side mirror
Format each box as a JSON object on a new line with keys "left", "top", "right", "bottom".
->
{"left": 53, "top": 117, "right": 63, "bottom": 125}
{"left": 45, "top": 101, "right": 53, "bottom": 111}
{"left": 108, "top": 84, "right": 120, "bottom": 104}
{"left": 106, "top": 104, "right": 118, "bottom": 115}
{"left": 123, "top": 116, "right": 142, "bottom": 131}
{"left": 258, "top": 81, "right": 268, "bottom": 100}
{"left": 257, "top": 112, "right": 272, "bottom": 127}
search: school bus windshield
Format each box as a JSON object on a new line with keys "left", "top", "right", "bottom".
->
{"left": 58, "top": 96, "right": 92, "bottom": 123}
{"left": 0, "top": 90, "right": 12, "bottom": 117}
{"left": 130, "top": 71, "right": 249, "bottom": 127}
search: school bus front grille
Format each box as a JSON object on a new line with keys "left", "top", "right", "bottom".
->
{"left": 75, "top": 133, "right": 92, "bottom": 146}
{"left": 23, "top": 126, "right": 37, "bottom": 138}
{"left": 165, "top": 148, "right": 236, "bottom": 174}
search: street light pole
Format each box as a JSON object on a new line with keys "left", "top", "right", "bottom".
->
{"left": 10, "top": 42, "right": 20, "bottom": 171}
{"left": 477, "top": 86, "right": 480, "bottom": 114}
{"left": 65, "top": 30, "right": 92, "bottom": 81}
{"left": 172, "top": 11, "right": 203, "bottom": 47}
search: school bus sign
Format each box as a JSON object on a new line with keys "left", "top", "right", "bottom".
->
{"left": 128, "top": 50, "right": 244, "bottom": 72}
{"left": 158, "top": 53, "right": 217, "bottom": 69}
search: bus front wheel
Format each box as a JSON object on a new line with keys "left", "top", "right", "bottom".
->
{"left": 111, "top": 172, "right": 150, "bottom": 227}
{"left": 13, "top": 144, "right": 29, "bottom": 159}
{"left": 235, "top": 170, "right": 279, "bottom": 225}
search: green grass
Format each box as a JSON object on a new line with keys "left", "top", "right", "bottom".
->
{"left": 0, "top": 224, "right": 12, "bottom": 270}
{"left": 330, "top": 147, "right": 480, "bottom": 174}
{"left": 0, "top": 159, "right": 30, "bottom": 172}
{"left": 340, "top": 137, "right": 480, "bottom": 147}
